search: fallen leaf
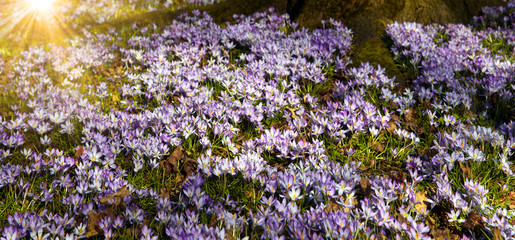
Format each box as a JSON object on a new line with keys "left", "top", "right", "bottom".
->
{"left": 462, "top": 212, "right": 484, "bottom": 233}
{"left": 386, "top": 121, "right": 398, "bottom": 134}
{"left": 99, "top": 186, "right": 130, "bottom": 208}
{"left": 284, "top": 106, "right": 299, "bottom": 120}
{"left": 390, "top": 171, "right": 407, "bottom": 183}
{"left": 319, "top": 92, "right": 332, "bottom": 103}
{"left": 351, "top": 133, "right": 360, "bottom": 140}
{"left": 208, "top": 214, "right": 218, "bottom": 228}
{"left": 371, "top": 141, "right": 386, "bottom": 152}
{"left": 324, "top": 199, "right": 342, "bottom": 212}
{"left": 86, "top": 211, "right": 105, "bottom": 238}
{"left": 75, "top": 146, "right": 84, "bottom": 164}
{"left": 508, "top": 191, "right": 515, "bottom": 209}
{"left": 182, "top": 156, "right": 198, "bottom": 177}
{"left": 390, "top": 114, "right": 400, "bottom": 122}
{"left": 159, "top": 188, "right": 170, "bottom": 199}
{"left": 162, "top": 146, "right": 184, "bottom": 174}
{"left": 234, "top": 134, "right": 246, "bottom": 142}
{"left": 358, "top": 158, "right": 375, "bottom": 171}
{"left": 430, "top": 227, "right": 456, "bottom": 240}
{"left": 406, "top": 121, "right": 423, "bottom": 135}
{"left": 404, "top": 107, "right": 418, "bottom": 122}
{"left": 359, "top": 178, "right": 372, "bottom": 198}
{"left": 422, "top": 99, "right": 431, "bottom": 109}
{"left": 427, "top": 215, "right": 436, "bottom": 226}
{"left": 294, "top": 134, "right": 308, "bottom": 143}
{"left": 458, "top": 162, "right": 471, "bottom": 179}
{"left": 413, "top": 191, "right": 427, "bottom": 215}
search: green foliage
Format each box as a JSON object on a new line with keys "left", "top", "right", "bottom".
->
{"left": 434, "top": 30, "right": 450, "bottom": 46}
{"left": 297, "top": 77, "right": 335, "bottom": 101}
{"left": 482, "top": 34, "right": 514, "bottom": 60}
{"left": 203, "top": 173, "right": 264, "bottom": 218}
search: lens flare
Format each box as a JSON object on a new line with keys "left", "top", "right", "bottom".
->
{"left": 26, "top": 0, "right": 56, "bottom": 12}
{"left": 0, "top": 0, "right": 76, "bottom": 48}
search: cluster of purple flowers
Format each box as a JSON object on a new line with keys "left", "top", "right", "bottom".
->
{"left": 386, "top": 20, "right": 514, "bottom": 104}
{"left": 1, "top": 0, "right": 515, "bottom": 239}
{"left": 186, "top": 0, "right": 224, "bottom": 5}
{"left": 385, "top": 1, "right": 515, "bottom": 238}
{"left": 474, "top": 0, "right": 515, "bottom": 30}
{"left": 0, "top": 7, "right": 360, "bottom": 239}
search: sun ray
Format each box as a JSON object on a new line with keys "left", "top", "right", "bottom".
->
{"left": 26, "top": 0, "right": 57, "bottom": 12}
{"left": 0, "top": 0, "right": 78, "bottom": 49}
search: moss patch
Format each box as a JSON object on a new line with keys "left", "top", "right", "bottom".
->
{"left": 351, "top": 38, "right": 403, "bottom": 79}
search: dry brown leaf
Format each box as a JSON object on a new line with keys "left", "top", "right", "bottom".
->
{"left": 430, "top": 227, "right": 456, "bottom": 240}
{"left": 390, "top": 171, "right": 407, "bottom": 183}
{"left": 159, "top": 146, "right": 198, "bottom": 177}
{"left": 75, "top": 146, "right": 84, "bottom": 164}
{"left": 159, "top": 188, "right": 170, "bottom": 199}
{"left": 324, "top": 199, "right": 342, "bottom": 212}
{"left": 234, "top": 134, "right": 246, "bottom": 142}
{"left": 458, "top": 162, "right": 471, "bottom": 179}
{"left": 351, "top": 133, "right": 360, "bottom": 140}
{"left": 359, "top": 178, "right": 372, "bottom": 198}
{"left": 208, "top": 214, "right": 218, "bottom": 228}
{"left": 509, "top": 191, "right": 515, "bottom": 209}
{"left": 358, "top": 159, "right": 375, "bottom": 171}
{"left": 294, "top": 134, "right": 308, "bottom": 143}
{"left": 422, "top": 99, "right": 431, "bottom": 109}
{"left": 390, "top": 114, "right": 400, "bottom": 122}
{"left": 163, "top": 146, "right": 184, "bottom": 174}
{"left": 85, "top": 211, "right": 105, "bottom": 238}
{"left": 463, "top": 212, "right": 484, "bottom": 233}
{"left": 406, "top": 121, "right": 423, "bottom": 135}
{"left": 319, "top": 92, "right": 332, "bottom": 103}
{"left": 386, "top": 121, "right": 398, "bottom": 134}
{"left": 413, "top": 191, "right": 427, "bottom": 215}
{"left": 284, "top": 106, "right": 299, "bottom": 120}
{"left": 371, "top": 141, "right": 386, "bottom": 152}
{"left": 404, "top": 107, "right": 418, "bottom": 122}
{"left": 99, "top": 186, "right": 130, "bottom": 207}
{"left": 182, "top": 157, "right": 197, "bottom": 177}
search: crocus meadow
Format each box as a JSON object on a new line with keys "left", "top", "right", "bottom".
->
{"left": 0, "top": 0, "right": 514, "bottom": 239}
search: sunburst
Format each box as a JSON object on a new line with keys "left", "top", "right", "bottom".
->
{"left": 26, "top": 0, "right": 57, "bottom": 12}
{"left": 0, "top": 0, "right": 75, "bottom": 48}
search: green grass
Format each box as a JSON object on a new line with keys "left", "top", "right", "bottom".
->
{"left": 482, "top": 34, "right": 515, "bottom": 60}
